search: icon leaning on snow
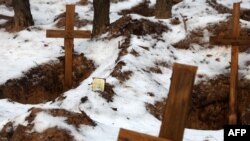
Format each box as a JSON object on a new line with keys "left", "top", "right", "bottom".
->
{"left": 91, "top": 77, "right": 105, "bottom": 92}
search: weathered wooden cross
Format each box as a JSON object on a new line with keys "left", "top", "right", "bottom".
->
{"left": 117, "top": 63, "right": 198, "bottom": 141}
{"left": 209, "top": 2, "right": 250, "bottom": 125}
{"left": 46, "top": 5, "right": 91, "bottom": 89}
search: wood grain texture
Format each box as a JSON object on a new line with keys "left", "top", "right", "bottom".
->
{"left": 46, "top": 30, "right": 91, "bottom": 39}
{"left": 159, "top": 63, "right": 197, "bottom": 141}
{"left": 229, "top": 3, "right": 240, "bottom": 125}
{"left": 65, "top": 5, "right": 75, "bottom": 31}
{"left": 118, "top": 128, "right": 171, "bottom": 141}
{"left": 209, "top": 36, "right": 250, "bottom": 46}
{"left": 64, "top": 38, "right": 73, "bottom": 89}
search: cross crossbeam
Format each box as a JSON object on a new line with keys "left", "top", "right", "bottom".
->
{"left": 210, "top": 36, "right": 250, "bottom": 46}
{"left": 47, "top": 30, "right": 91, "bottom": 38}
{"left": 46, "top": 5, "right": 91, "bottom": 89}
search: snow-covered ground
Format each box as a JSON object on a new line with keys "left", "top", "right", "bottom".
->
{"left": 1, "top": 0, "right": 250, "bottom": 140}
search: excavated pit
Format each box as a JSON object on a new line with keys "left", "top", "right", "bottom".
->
{"left": 0, "top": 53, "right": 95, "bottom": 104}
{"left": 147, "top": 75, "right": 250, "bottom": 130}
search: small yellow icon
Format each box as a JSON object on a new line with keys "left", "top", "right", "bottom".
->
{"left": 92, "top": 78, "right": 105, "bottom": 92}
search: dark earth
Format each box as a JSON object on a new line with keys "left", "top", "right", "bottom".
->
{"left": 0, "top": 53, "right": 95, "bottom": 104}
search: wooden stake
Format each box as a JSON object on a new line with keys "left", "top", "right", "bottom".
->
{"left": 159, "top": 63, "right": 197, "bottom": 141}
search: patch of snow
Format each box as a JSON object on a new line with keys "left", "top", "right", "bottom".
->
{"left": 217, "top": 0, "right": 250, "bottom": 10}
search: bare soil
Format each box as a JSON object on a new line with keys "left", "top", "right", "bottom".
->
{"left": 0, "top": 54, "right": 95, "bottom": 104}
{"left": 99, "top": 83, "right": 116, "bottom": 102}
{"left": 0, "top": 108, "right": 96, "bottom": 141}
{"left": 147, "top": 75, "right": 250, "bottom": 130}
{"left": 111, "top": 61, "right": 133, "bottom": 83}
{"left": 54, "top": 12, "right": 92, "bottom": 28}
{"left": 109, "top": 15, "right": 169, "bottom": 38}
{"left": 119, "top": 1, "right": 154, "bottom": 17}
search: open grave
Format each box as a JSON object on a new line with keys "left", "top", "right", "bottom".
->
{"left": 0, "top": 53, "right": 95, "bottom": 104}
{"left": 147, "top": 75, "right": 250, "bottom": 130}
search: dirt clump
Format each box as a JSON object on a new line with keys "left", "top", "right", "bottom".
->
{"left": 26, "top": 108, "right": 96, "bottom": 127}
{"left": 99, "top": 83, "right": 115, "bottom": 102}
{"left": 0, "top": 54, "right": 95, "bottom": 104}
{"left": 0, "top": 108, "right": 95, "bottom": 141}
{"left": 76, "top": 0, "right": 88, "bottom": 5}
{"left": 119, "top": 1, "right": 154, "bottom": 17}
{"left": 147, "top": 75, "right": 250, "bottom": 130}
{"left": 0, "top": 0, "right": 12, "bottom": 6}
{"left": 54, "top": 12, "right": 92, "bottom": 28}
{"left": 0, "top": 108, "right": 96, "bottom": 141}
{"left": 146, "top": 99, "right": 166, "bottom": 120}
{"left": 109, "top": 15, "right": 169, "bottom": 37}
{"left": 111, "top": 61, "right": 133, "bottom": 83}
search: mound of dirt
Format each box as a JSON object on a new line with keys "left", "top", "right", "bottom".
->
{"left": 0, "top": 0, "right": 12, "bottom": 6}
{"left": 119, "top": 1, "right": 154, "bottom": 17}
{"left": 147, "top": 75, "right": 250, "bottom": 130}
{"left": 54, "top": 12, "right": 92, "bottom": 28}
{"left": 109, "top": 15, "right": 169, "bottom": 37}
{"left": 111, "top": 61, "right": 133, "bottom": 83}
{"left": 99, "top": 83, "right": 115, "bottom": 102}
{"left": 0, "top": 54, "right": 95, "bottom": 104}
{"left": 0, "top": 108, "right": 96, "bottom": 141}
{"left": 173, "top": 19, "right": 250, "bottom": 52}
{"left": 76, "top": 0, "right": 88, "bottom": 5}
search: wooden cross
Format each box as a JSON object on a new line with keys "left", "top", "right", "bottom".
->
{"left": 117, "top": 63, "right": 197, "bottom": 141}
{"left": 46, "top": 5, "right": 91, "bottom": 89}
{"left": 209, "top": 2, "right": 250, "bottom": 125}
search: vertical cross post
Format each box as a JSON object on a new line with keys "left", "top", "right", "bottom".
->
{"left": 229, "top": 2, "right": 240, "bottom": 125}
{"left": 64, "top": 5, "right": 74, "bottom": 89}
{"left": 159, "top": 63, "right": 197, "bottom": 141}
